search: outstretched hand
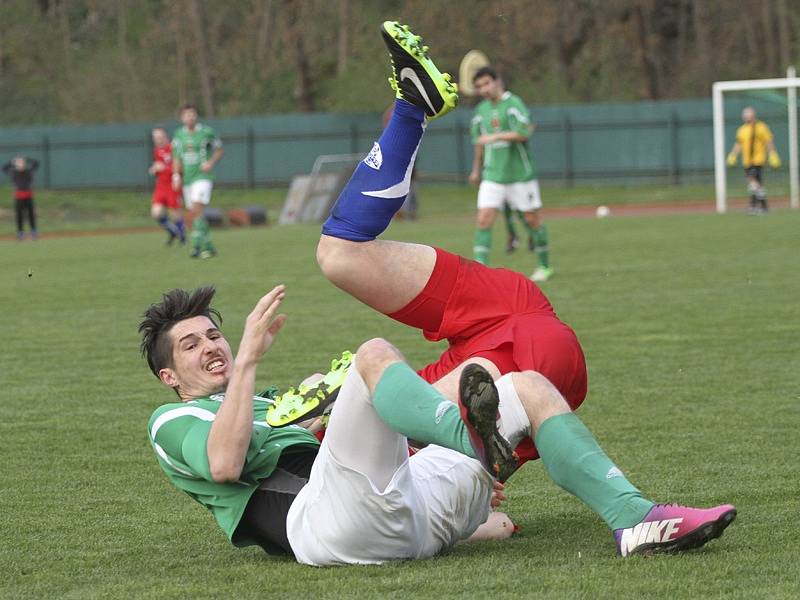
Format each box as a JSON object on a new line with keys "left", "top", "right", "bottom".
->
{"left": 236, "top": 285, "right": 287, "bottom": 366}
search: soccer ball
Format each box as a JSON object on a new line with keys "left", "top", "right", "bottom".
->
{"left": 595, "top": 205, "right": 611, "bottom": 218}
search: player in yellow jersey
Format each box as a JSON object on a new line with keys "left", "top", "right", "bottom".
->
{"left": 727, "top": 107, "right": 781, "bottom": 215}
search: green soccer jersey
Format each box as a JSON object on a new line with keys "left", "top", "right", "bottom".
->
{"left": 147, "top": 393, "right": 319, "bottom": 546}
{"left": 171, "top": 124, "right": 222, "bottom": 185}
{"left": 471, "top": 91, "right": 537, "bottom": 183}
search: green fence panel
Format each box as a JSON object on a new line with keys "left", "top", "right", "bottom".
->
{"left": 0, "top": 97, "right": 795, "bottom": 189}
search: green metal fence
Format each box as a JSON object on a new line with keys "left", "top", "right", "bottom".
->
{"left": 0, "top": 97, "right": 791, "bottom": 189}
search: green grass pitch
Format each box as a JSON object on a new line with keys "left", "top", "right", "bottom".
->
{"left": 1, "top": 196, "right": 798, "bottom": 599}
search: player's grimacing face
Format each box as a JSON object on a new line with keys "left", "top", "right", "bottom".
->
{"left": 163, "top": 315, "right": 234, "bottom": 400}
{"left": 474, "top": 74, "right": 502, "bottom": 101}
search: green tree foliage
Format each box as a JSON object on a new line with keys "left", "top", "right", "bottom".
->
{"left": 1, "top": 0, "right": 798, "bottom": 125}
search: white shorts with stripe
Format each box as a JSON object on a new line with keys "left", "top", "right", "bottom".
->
{"left": 286, "top": 443, "right": 493, "bottom": 566}
{"left": 478, "top": 179, "right": 542, "bottom": 212}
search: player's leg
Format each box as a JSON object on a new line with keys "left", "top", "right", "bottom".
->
{"left": 745, "top": 170, "right": 760, "bottom": 214}
{"left": 754, "top": 168, "right": 768, "bottom": 212}
{"left": 167, "top": 188, "right": 186, "bottom": 244}
{"left": 323, "top": 337, "right": 510, "bottom": 484}
{"left": 25, "top": 198, "right": 37, "bottom": 239}
{"left": 320, "top": 348, "right": 409, "bottom": 490}
{"left": 187, "top": 182, "right": 215, "bottom": 258}
{"left": 511, "top": 180, "right": 552, "bottom": 282}
{"left": 473, "top": 182, "right": 504, "bottom": 264}
{"left": 492, "top": 370, "right": 736, "bottom": 556}
{"left": 357, "top": 338, "right": 517, "bottom": 479}
{"left": 15, "top": 200, "right": 24, "bottom": 240}
{"left": 317, "top": 21, "right": 457, "bottom": 314}
{"left": 169, "top": 206, "right": 186, "bottom": 244}
{"left": 502, "top": 202, "right": 519, "bottom": 254}
{"left": 151, "top": 199, "right": 178, "bottom": 244}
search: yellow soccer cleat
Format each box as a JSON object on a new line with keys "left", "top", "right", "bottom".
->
{"left": 266, "top": 351, "right": 353, "bottom": 427}
{"left": 381, "top": 21, "right": 458, "bottom": 120}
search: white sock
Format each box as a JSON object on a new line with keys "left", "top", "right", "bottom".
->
{"left": 495, "top": 374, "right": 532, "bottom": 448}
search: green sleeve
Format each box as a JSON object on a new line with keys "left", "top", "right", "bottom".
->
{"left": 149, "top": 405, "right": 215, "bottom": 480}
{"left": 171, "top": 133, "right": 183, "bottom": 156}
{"left": 470, "top": 113, "right": 484, "bottom": 144}
{"left": 206, "top": 126, "right": 222, "bottom": 149}
{"left": 180, "top": 420, "right": 214, "bottom": 480}
{"left": 507, "top": 97, "right": 531, "bottom": 137}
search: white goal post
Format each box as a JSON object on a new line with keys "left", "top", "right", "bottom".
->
{"left": 712, "top": 67, "right": 800, "bottom": 213}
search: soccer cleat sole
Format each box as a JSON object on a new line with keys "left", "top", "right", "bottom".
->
{"left": 267, "top": 388, "right": 340, "bottom": 428}
{"left": 380, "top": 21, "right": 458, "bottom": 119}
{"left": 629, "top": 508, "right": 737, "bottom": 556}
{"left": 267, "top": 351, "right": 353, "bottom": 427}
{"left": 459, "top": 364, "right": 519, "bottom": 482}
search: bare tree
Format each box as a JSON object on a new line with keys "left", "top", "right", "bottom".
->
{"left": 692, "top": 0, "right": 712, "bottom": 88}
{"left": 187, "top": 0, "right": 215, "bottom": 116}
{"left": 776, "top": 0, "right": 791, "bottom": 70}
{"left": 761, "top": 0, "right": 777, "bottom": 74}
{"left": 337, "top": 0, "right": 350, "bottom": 75}
{"left": 634, "top": 3, "right": 661, "bottom": 99}
{"left": 255, "top": 0, "right": 275, "bottom": 70}
{"left": 282, "top": 1, "right": 315, "bottom": 112}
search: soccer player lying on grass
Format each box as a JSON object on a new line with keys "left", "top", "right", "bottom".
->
{"left": 314, "top": 22, "right": 736, "bottom": 556}
{"left": 142, "top": 21, "right": 736, "bottom": 566}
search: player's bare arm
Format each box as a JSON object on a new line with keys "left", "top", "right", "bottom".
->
{"left": 469, "top": 143, "right": 484, "bottom": 185}
{"left": 477, "top": 131, "right": 528, "bottom": 145}
{"left": 202, "top": 147, "right": 224, "bottom": 173}
{"left": 206, "top": 285, "right": 287, "bottom": 482}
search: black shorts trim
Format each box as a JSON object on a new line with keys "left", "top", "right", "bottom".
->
{"left": 234, "top": 449, "right": 317, "bottom": 555}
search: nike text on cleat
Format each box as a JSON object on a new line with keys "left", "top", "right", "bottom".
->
{"left": 457, "top": 363, "right": 519, "bottom": 482}
{"left": 266, "top": 351, "right": 354, "bottom": 427}
{"left": 381, "top": 21, "right": 458, "bottom": 120}
{"left": 614, "top": 503, "right": 737, "bottom": 557}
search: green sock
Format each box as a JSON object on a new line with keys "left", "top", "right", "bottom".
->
{"left": 473, "top": 227, "right": 492, "bottom": 265}
{"left": 532, "top": 224, "right": 550, "bottom": 268}
{"left": 191, "top": 216, "right": 209, "bottom": 251}
{"left": 519, "top": 212, "right": 535, "bottom": 238}
{"left": 503, "top": 204, "right": 518, "bottom": 239}
{"left": 534, "top": 413, "right": 654, "bottom": 530}
{"left": 372, "top": 362, "right": 476, "bottom": 459}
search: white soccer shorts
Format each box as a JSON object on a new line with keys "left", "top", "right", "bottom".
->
{"left": 182, "top": 179, "right": 213, "bottom": 206}
{"left": 286, "top": 443, "right": 493, "bottom": 566}
{"left": 477, "top": 179, "right": 542, "bottom": 212}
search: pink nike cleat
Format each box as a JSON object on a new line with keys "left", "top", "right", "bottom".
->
{"left": 614, "top": 503, "right": 736, "bottom": 557}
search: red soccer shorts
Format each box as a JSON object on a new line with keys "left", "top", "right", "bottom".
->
{"left": 152, "top": 186, "right": 182, "bottom": 210}
{"left": 388, "top": 247, "right": 588, "bottom": 462}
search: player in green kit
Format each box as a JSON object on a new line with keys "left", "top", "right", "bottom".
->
{"left": 171, "top": 104, "right": 224, "bottom": 259}
{"left": 468, "top": 66, "right": 552, "bottom": 282}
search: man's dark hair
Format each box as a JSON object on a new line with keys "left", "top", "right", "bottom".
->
{"left": 139, "top": 286, "right": 222, "bottom": 378}
{"left": 473, "top": 66, "right": 498, "bottom": 83}
{"left": 179, "top": 103, "right": 198, "bottom": 114}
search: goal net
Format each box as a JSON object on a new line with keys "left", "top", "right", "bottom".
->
{"left": 713, "top": 67, "right": 800, "bottom": 213}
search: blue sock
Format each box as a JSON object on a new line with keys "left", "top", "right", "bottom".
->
{"left": 175, "top": 219, "right": 186, "bottom": 240}
{"left": 156, "top": 214, "right": 172, "bottom": 232}
{"left": 322, "top": 100, "right": 426, "bottom": 241}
